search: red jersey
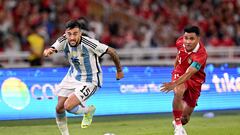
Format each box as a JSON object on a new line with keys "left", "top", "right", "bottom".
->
{"left": 173, "top": 36, "right": 208, "bottom": 84}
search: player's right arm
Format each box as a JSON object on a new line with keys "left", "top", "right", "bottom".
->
{"left": 43, "top": 47, "right": 57, "bottom": 57}
{"left": 174, "top": 55, "right": 179, "bottom": 68}
{"left": 160, "top": 64, "right": 198, "bottom": 93}
{"left": 174, "top": 37, "right": 183, "bottom": 68}
{"left": 43, "top": 35, "right": 66, "bottom": 57}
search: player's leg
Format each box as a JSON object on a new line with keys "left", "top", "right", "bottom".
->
{"left": 64, "top": 83, "right": 97, "bottom": 114}
{"left": 64, "top": 93, "right": 96, "bottom": 128}
{"left": 181, "top": 80, "right": 201, "bottom": 125}
{"left": 181, "top": 101, "right": 194, "bottom": 125}
{"left": 173, "top": 83, "right": 186, "bottom": 126}
{"left": 172, "top": 102, "right": 193, "bottom": 127}
{"left": 173, "top": 99, "right": 195, "bottom": 135}
{"left": 55, "top": 87, "right": 74, "bottom": 135}
{"left": 56, "top": 96, "right": 69, "bottom": 135}
{"left": 172, "top": 83, "right": 188, "bottom": 135}
{"left": 64, "top": 93, "right": 89, "bottom": 114}
{"left": 64, "top": 83, "right": 97, "bottom": 128}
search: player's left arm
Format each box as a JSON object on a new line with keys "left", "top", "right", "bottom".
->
{"left": 106, "top": 47, "right": 124, "bottom": 80}
{"left": 174, "top": 61, "right": 202, "bottom": 85}
{"left": 84, "top": 36, "right": 124, "bottom": 80}
{"left": 160, "top": 61, "right": 200, "bottom": 93}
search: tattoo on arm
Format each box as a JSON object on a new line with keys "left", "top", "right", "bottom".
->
{"left": 106, "top": 47, "right": 122, "bottom": 72}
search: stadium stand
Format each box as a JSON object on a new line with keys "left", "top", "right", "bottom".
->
{"left": 0, "top": 0, "right": 240, "bottom": 67}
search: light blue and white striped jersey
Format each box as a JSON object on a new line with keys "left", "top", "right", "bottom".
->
{"left": 52, "top": 35, "right": 108, "bottom": 87}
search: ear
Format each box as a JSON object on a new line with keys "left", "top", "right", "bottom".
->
{"left": 197, "top": 36, "right": 200, "bottom": 41}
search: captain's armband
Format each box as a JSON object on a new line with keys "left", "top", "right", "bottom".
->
{"left": 190, "top": 62, "right": 201, "bottom": 71}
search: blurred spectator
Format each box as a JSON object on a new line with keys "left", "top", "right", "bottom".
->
{"left": 89, "top": 15, "right": 103, "bottom": 40}
{"left": 235, "top": 22, "right": 240, "bottom": 46}
{"left": 123, "top": 25, "right": 138, "bottom": 48}
{"left": 0, "top": 0, "right": 240, "bottom": 59}
{"left": 4, "top": 34, "right": 21, "bottom": 53}
{"left": 27, "top": 25, "right": 45, "bottom": 66}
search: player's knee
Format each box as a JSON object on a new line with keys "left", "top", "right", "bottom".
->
{"left": 64, "top": 102, "right": 73, "bottom": 112}
{"left": 174, "top": 93, "right": 182, "bottom": 99}
{"left": 181, "top": 116, "right": 190, "bottom": 125}
{"left": 174, "top": 85, "right": 186, "bottom": 98}
{"left": 173, "top": 93, "right": 183, "bottom": 102}
{"left": 174, "top": 90, "right": 184, "bottom": 99}
{"left": 56, "top": 105, "right": 64, "bottom": 113}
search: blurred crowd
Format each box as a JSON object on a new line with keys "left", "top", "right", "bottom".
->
{"left": 0, "top": 0, "right": 240, "bottom": 66}
{"left": 104, "top": 0, "right": 240, "bottom": 48}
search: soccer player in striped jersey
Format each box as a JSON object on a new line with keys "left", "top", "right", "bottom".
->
{"left": 43, "top": 20, "right": 124, "bottom": 135}
{"left": 160, "top": 26, "right": 207, "bottom": 135}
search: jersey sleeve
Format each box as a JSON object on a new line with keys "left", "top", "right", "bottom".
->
{"left": 82, "top": 36, "right": 108, "bottom": 57}
{"left": 51, "top": 35, "right": 67, "bottom": 52}
{"left": 175, "top": 36, "right": 184, "bottom": 50}
{"left": 191, "top": 52, "right": 207, "bottom": 70}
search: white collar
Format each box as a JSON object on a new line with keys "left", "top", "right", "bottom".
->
{"left": 183, "top": 43, "right": 200, "bottom": 53}
{"left": 192, "top": 43, "right": 200, "bottom": 53}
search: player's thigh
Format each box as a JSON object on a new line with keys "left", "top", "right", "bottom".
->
{"left": 64, "top": 93, "right": 81, "bottom": 109}
{"left": 172, "top": 73, "right": 187, "bottom": 97}
{"left": 74, "top": 83, "right": 98, "bottom": 103}
{"left": 56, "top": 88, "right": 76, "bottom": 109}
{"left": 174, "top": 83, "right": 187, "bottom": 97}
{"left": 183, "top": 79, "right": 201, "bottom": 107}
{"left": 64, "top": 83, "right": 98, "bottom": 109}
{"left": 56, "top": 88, "right": 74, "bottom": 97}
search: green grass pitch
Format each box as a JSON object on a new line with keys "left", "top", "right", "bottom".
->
{"left": 0, "top": 110, "right": 239, "bottom": 135}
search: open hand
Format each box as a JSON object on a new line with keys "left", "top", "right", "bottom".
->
{"left": 160, "top": 82, "right": 176, "bottom": 93}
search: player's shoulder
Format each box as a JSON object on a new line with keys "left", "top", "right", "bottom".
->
{"left": 57, "top": 34, "right": 67, "bottom": 43}
{"left": 175, "top": 36, "right": 184, "bottom": 48}
{"left": 82, "top": 36, "right": 98, "bottom": 44}
{"left": 194, "top": 42, "right": 208, "bottom": 59}
{"left": 81, "top": 36, "right": 100, "bottom": 49}
{"left": 176, "top": 36, "right": 184, "bottom": 43}
{"left": 198, "top": 41, "right": 207, "bottom": 54}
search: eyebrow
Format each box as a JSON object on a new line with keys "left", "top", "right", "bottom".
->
{"left": 66, "top": 31, "right": 79, "bottom": 34}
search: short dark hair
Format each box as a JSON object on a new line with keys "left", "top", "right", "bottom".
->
{"left": 184, "top": 26, "right": 200, "bottom": 36}
{"left": 65, "top": 20, "right": 81, "bottom": 29}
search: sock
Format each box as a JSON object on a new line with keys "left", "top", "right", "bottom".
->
{"left": 67, "top": 105, "right": 89, "bottom": 114}
{"left": 56, "top": 112, "right": 69, "bottom": 135}
{"left": 173, "top": 110, "right": 182, "bottom": 126}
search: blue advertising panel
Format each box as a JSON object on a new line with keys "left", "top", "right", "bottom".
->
{"left": 0, "top": 65, "right": 240, "bottom": 120}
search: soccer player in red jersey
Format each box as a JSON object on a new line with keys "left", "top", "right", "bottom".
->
{"left": 160, "top": 26, "right": 208, "bottom": 135}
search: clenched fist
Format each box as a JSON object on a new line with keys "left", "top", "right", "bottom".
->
{"left": 43, "top": 48, "right": 57, "bottom": 57}
{"left": 116, "top": 71, "right": 124, "bottom": 80}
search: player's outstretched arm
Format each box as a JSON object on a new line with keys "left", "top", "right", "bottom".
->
{"left": 106, "top": 47, "right": 124, "bottom": 80}
{"left": 160, "top": 66, "right": 198, "bottom": 93}
{"left": 43, "top": 47, "right": 57, "bottom": 57}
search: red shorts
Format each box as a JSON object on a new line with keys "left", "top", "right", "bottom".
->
{"left": 172, "top": 73, "right": 201, "bottom": 107}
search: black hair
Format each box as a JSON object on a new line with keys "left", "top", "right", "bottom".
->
{"left": 77, "top": 17, "right": 89, "bottom": 31}
{"left": 65, "top": 20, "right": 81, "bottom": 29}
{"left": 184, "top": 26, "right": 200, "bottom": 36}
